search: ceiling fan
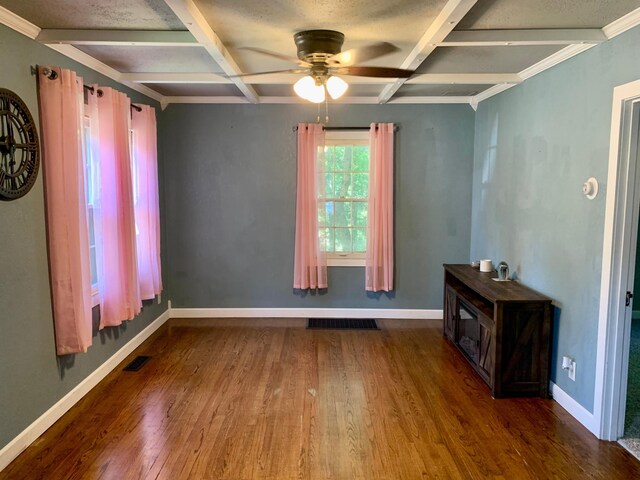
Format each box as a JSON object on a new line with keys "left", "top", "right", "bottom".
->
{"left": 233, "top": 30, "right": 414, "bottom": 103}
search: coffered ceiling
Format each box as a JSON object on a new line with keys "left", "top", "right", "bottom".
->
{"left": 1, "top": 0, "right": 639, "bottom": 107}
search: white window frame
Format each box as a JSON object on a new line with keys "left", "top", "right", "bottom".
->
{"left": 83, "top": 115, "right": 100, "bottom": 307}
{"left": 321, "top": 130, "right": 369, "bottom": 267}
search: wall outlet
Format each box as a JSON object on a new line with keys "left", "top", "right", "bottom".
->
{"left": 562, "top": 355, "right": 576, "bottom": 381}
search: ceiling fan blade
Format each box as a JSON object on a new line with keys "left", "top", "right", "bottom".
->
{"left": 327, "top": 42, "right": 399, "bottom": 67}
{"left": 239, "top": 47, "right": 310, "bottom": 66}
{"left": 333, "top": 66, "right": 413, "bottom": 78}
{"left": 228, "top": 69, "right": 308, "bottom": 79}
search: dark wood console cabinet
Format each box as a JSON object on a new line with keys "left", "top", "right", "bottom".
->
{"left": 443, "top": 264, "right": 552, "bottom": 398}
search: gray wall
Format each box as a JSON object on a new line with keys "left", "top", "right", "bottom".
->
{"left": 471, "top": 25, "right": 640, "bottom": 412}
{"left": 0, "top": 24, "right": 168, "bottom": 450}
{"left": 161, "top": 103, "right": 475, "bottom": 309}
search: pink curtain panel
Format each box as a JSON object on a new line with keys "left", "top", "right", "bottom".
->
{"left": 293, "top": 123, "right": 327, "bottom": 289}
{"left": 97, "top": 87, "right": 141, "bottom": 327}
{"left": 131, "top": 105, "right": 163, "bottom": 300}
{"left": 38, "top": 66, "right": 93, "bottom": 354}
{"left": 366, "top": 123, "right": 394, "bottom": 292}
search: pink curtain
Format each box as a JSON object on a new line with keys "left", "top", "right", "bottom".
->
{"left": 366, "top": 123, "right": 394, "bottom": 292}
{"left": 97, "top": 87, "right": 141, "bottom": 327}
{"left": 131, "top": 105, "right": 163, "bottom": 300}
{"left": 293, "top": 123, "right": 327, "bottom": 289}
{"left": 38, "top": 66, "right": 93, "bottom": 354}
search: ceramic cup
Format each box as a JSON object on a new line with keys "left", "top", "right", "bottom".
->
{"left": 480, "top": 259, "right": 493, "bottom": 272}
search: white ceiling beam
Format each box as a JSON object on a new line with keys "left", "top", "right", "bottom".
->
{"left": 378, "top": 0, "right": 478, "bottom": 104}
{"left": 163, "top": 95, "right": 473, "bottom": 105}
{"left": 121, "top": 73, "right": 229, "bottom": 84}
{"left": 440, "top": 29, "right": 606, "bottom": 47}
{"left": 123, "top": 72, "right": 520, "bottom": 86}
{"left": 37, "top": 29, "right": 199, "bottom": 47}
{"left": 406, "top": 73, "right": 521, "bottom": 85}
{"left": 163, "top": 0, "right": 258, "bottom": 103}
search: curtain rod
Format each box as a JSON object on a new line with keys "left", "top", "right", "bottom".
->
{"left": 292, "top": 125, "right": 399, "bottom": 132}
{"left": 32, "top": 65, "right": 142, "bottom": 111}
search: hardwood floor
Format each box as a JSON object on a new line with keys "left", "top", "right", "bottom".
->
{"left": 2, "top": 318, "right": 639, "bottom": 479}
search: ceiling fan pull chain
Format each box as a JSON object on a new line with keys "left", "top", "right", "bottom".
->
{"left": 325, "top": 90, "right": 329, "bottom": 124}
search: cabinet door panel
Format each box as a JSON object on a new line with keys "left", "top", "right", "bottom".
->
{"left": 444, "top": 286, "right": 457, "bottom": 340}
{"left": 477, "top": 313, "right": 495, "bottom": 386}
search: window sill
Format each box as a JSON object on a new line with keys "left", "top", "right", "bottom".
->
{"left": 91, "top": 287, "right": 100, "bottom": 308}
{"left": 327, "top": 256, "right": 365, "bottom": 267}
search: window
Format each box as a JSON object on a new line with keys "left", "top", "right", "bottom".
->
{"left": 318, "top": 131, "right": 369, "bottom": 267}
{"left": 83, "top": 116, "right": 99, "bottom": 303}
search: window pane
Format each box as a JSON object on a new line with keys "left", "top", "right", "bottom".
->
{"left": 323, "top": 173, "right": 334, "bottom": 198}
{"left": 334, "top": 173, "right": 352, "bottom": 198}
{"left": 336, "top": 145, "right": 352, "bottom": 171}
{"left": 325, "top": 201, "right": 334, "bottom": 227}
{"left": 353, "top": 228, "right": 367, "bottom": 252}
{"left": 88, "top": 207, "right": 95, "bottom": 245}
{"left": 353, "top": 146, "right": 369, "bottom": 172}
{"left": 323, "top": 146, "right": 334, "bottom": 171}
{"left": 321, "top": 227, "right": 334, "bottom": 252}
{"left": 334, "top": 146, "right": 347, "bottom": 171}
{"left": 90, "top": 246, "right": 98, "bottom": 285}
{"left": 334, "top": 202, "right": 352, "bottom": 227}
{"left": 352, "top": 173, "right": 368, "bottom": 198}
{"left": 353, "top": 202, "right": 367, "bottom": 227}
{"left": 318, "top": 201, "right": 326, "bottom": 226}
{"left": 335, "top": 228, "right": 352, "bottom": 252}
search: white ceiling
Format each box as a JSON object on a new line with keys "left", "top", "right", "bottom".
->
{"left": 1, "top": 0, "right": 639, "bottom": 106}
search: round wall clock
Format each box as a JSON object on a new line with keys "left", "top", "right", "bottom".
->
{"left": 0, "top": 88, "right": 40, "bottom": 200}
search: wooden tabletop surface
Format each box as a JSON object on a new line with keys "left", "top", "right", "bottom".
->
{"left": 444, "top": 264, "right": 552, "bottom": 303}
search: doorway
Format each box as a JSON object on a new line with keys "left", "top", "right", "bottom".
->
{"left": 595, "top": 79, "right": 640, "bottom": 446}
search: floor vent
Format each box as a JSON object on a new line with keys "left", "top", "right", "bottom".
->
{"left": 123, "top": 355, "right": 151, "bottom": 371}
{"left": 307, "top": 318, "right": 379, "bottom": 330}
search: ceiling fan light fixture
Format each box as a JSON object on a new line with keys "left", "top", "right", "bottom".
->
{"left": 326, "top": 76, "right": 348, "bottom": 100}
{"left": 294, "top": 75, "right": 325, "bottom": 103}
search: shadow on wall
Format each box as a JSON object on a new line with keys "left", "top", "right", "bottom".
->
{"left": 293, "top": 288, "right": 328, "bottom": 297}
{"left": 550, "top": 305, "right": 563, "bottom": 384}
{"left": 292, "top": 289, "right": 396, "bottom": 300}
{"left": 56, "top": 297, "right": 156, "bottom": 378}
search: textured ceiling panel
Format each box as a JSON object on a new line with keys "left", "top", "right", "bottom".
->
{"left": 75, "top": 46, "right": 223, "bottom": 73}
{"left": 255, "top": 84, "right": 384, "bottom": 97}
{"left": 457, "top": 0, "right": 640, "bottom": 29}
{"left": 395, "top": 84, "right": 491, "bottom": 97}
{"left": 143, "top": 83, "right": 243, "bottom": 97}
{"left": 0, "top": 0, "right": 185, "bottom": 29}
{"left": 194, "top": 0, "right": 448, "bottom": 73}
{"left": 416, "top": 45, "right": 564, "bottom": 74}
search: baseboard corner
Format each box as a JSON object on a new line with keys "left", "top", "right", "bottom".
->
{"left": 549, "top": 381, "right": 599, "bottom": 438}
{"left": 0, "top": 307, "right": 170, "bottom": 472}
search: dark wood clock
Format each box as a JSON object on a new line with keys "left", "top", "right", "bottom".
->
{"left": 0, "top": 88, "right": 40, "bottom": 200}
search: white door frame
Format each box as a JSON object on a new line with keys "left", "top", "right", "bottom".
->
{"left": 595, "top": 79, "right": 640, "bottom": 441}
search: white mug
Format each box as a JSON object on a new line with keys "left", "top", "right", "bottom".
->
{"left": 480, "top": 259, "right": 493, "bottom": 272}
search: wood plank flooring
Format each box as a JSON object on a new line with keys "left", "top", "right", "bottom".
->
{"left": 2, "top": 318, "right": 639, "bottom": 479}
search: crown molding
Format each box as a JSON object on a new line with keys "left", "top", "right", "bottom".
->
{"left": 471, "top": 42, "right": 595, "bottom": 104}
{"left": 603, "top": 6, "right": 640, "bottom": 39}
{"left": 471, "top": 9, "right": 640, "bottom": 106}
{"left": 45, "top": 44, "right": 163, "bottom": 102}
{"left": 518, "top": 43, "right": 595, "bottom": 80}
{"left": 0, "top": 5, "right": 40, "bottom": 39}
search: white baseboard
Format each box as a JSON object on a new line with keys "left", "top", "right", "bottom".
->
{"left": 168, "top": 307, "right": 442, "bottom": 320}
{"left": 550, "top": 381, "right": 598, "bottom": 437}
{"left": 0, "top": 309, "right": 171, "bottom": 472}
